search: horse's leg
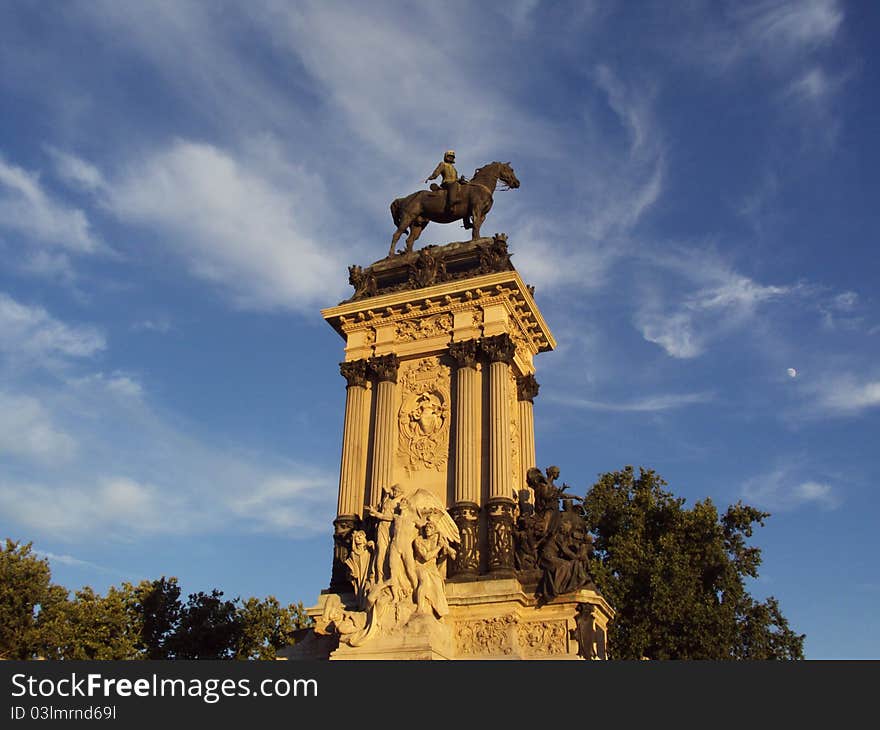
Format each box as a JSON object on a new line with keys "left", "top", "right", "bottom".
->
{"left": 406, "top": 225, "right": 421, "bottom": 250}
{"left": 390, "top": 212, "right": 419, "bottom": 255}
{"left": 390, "top": 227, "right": 404, "bottom": 256}
{"left": 406, "top": 218, "right": 428, "bottom": 251}
{"left": 470, "top": 209, "right": 484, "bottom": 240}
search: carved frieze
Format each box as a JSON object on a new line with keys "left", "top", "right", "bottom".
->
{"left": 395, "top": 313, "right": 452, "bottom": 343}
{"left": 455, "top": 616, "right": 516, "bottom": 656}
{"left": 518, "top": 620, "right": 568, "bottom": 656}
{"left": 396, "top": 358, "right": 451, "bottom": 474}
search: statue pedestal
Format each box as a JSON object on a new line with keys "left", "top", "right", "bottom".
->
{"left": 291, "top": 236, "right": 614, "bottom": 660}
{"left": 330, "top": 613, "right": 454, "bottom": 661}
{"left": 282, "top": 578, "right": 612, "bottom": 660}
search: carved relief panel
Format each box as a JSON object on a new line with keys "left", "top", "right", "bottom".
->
{"left": 396, "top": 357, "right": 452, "bottom": 475}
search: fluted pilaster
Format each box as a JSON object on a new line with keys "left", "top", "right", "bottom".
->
{"left": 337, "top": 360, "right": 369, "bottom": 517}
{"left": 481, "top": 334, "right": 516, "bottom": 575}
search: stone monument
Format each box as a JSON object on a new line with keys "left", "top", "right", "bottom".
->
{"left": 286, "top": 158, "right": 612, "bottom": 660}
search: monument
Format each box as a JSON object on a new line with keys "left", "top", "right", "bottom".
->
{"left": 287, "top": 156, "right": 612, "bottom": 660}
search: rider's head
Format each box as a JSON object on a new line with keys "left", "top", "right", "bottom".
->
{"left": 444, "top": 150, "right": 455, "bottom": 163}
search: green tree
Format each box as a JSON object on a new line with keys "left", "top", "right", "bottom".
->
{"left": 2, "top": 543, "right": 310, "bottom": 660}
{"left": 169, "top": 589, "right": 242, "bottom": 659}
{"left": 0, "top": 540, "right": 66, "bottom": 659}
{"left": 582, "top": 466, "right": 804, "bottom": 660}
{"left": 37, "top": 585, "right": 140, "bottom": 660}
{"left": 130, "top": 577, "right": 182, "bottom": 659}
{"left": 236, "top": 597, "right": 312, "bottom": 660}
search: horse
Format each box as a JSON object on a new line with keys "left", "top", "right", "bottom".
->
{"left": 389, "top": 161, "right": 520, "bottom": 256}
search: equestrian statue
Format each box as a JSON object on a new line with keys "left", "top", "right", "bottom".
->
{"left": 389, "top": 150, "right": 520, "bottom": 256}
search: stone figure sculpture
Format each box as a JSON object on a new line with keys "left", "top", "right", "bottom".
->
{"left": 344, "top": 530, "right": 374, "bottom": 609}
{"left": 324, "top": 486, "right": 461, "bottom": 648}
{"left": 513, "top": 500, "right": 539, "bottom": 571}
{"left": 516, "top": 466, "right": 596, "bottom": 604}
{"left": 413, "top": 517, "right": 457, "bottom": 618}
{"left": 574, "top": 602, "right": 599, "bottom": 660}
{"left": 366, "top": 483, "right": 403, "bottom": 583}
{"left": 389, "top": 160, "right": 520, "bottom": 255}
{"left": 536, "top": 519, "right": 592, "bottom": 604}
{"left": 388, "top": 498, "right": 421, "bottom": 602}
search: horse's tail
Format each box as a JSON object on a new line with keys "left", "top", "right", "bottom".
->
{"left": 390, "top": 198, "right": 403, "bottom": 228}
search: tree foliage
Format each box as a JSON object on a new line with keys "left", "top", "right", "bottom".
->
{"left": 0, "top": 540, "right": 311, "bottom": 660}
{"left": 582, "top": 467, "right": 805, "bottom": 660}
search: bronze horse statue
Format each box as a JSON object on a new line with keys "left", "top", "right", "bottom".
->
{"left": 389, "top": 161, "right": 520, "bottom": 256}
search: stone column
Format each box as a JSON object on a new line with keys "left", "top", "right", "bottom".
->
{"left": 481, "top": 333, "right": 517, "bottom": 575}
{"left": 448, "top": 339, "right": 480, "bottom": 579}
{"left": 330, "top": 359, "right": 368, "bottom": 591}
{"left": 367, "top": 354, "right": 400, "bottom": 508}
{"left": 516, "top": 374, "right": 539, "bottom": 485}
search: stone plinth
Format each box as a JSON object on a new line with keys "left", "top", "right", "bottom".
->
{"left": 284, "top": 580, "right": 612, "bottom": 660}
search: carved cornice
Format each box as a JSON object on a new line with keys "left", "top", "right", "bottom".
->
{"left": 324, "top": 270, "right": 556, "bottom": 356}
{"left": 339, "top": 360, "right": 368, "bottom": 389}
{"left": 367, "top": 353, "right": 400, "bottom": 384}
{"left": 516, "top": 374, "right": 540, "bottom": 402}
{"left": 448, "top": 339, "right": 479, "bottom": 369}
{"left": 480, "top": 333, "right": 516, "bottom": 365}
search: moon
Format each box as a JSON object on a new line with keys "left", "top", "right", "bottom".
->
{"left": 787, "top": 368, "right": 797, "bottom": 378}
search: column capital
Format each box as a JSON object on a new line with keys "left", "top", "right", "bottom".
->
{"left": 516, "top": 373, "right": 540, "bottom": 402}
{"left": 367, "top": 353, "right": 400, "bottom": 384}
{"left": 339, "top": 359, "right": 368, "bottom": 388}
{"left": 448, "top": 339, "right": 479, "bottom": 369}
{"left": 480, "top": 333, "right": 516, "bottom": 365}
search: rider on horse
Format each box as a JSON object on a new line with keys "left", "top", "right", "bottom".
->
{"left": 425, "top": 150, "right": 471, "bottom": 228}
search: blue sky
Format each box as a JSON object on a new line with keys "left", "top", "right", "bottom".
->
{"left": 0, "top": 1, "right": 877, "bottom": 658}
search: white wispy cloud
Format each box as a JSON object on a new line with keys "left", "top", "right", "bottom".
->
{"left": 1, "top": 341, "right": 335, "bottom": 541}
{"left": 0, "top": 476, "right": 182, "bottom": 538}
{"left": 34, "top": 549, "right": 125, "bottom": 577}
{"left": 0, "top": 292, "right": 105, "bottom": 364}
{"left": 742, "top": 467, "right": 840, "bottom": 511}
{"left": 735, "top": 0, "right": 842, "bottom": 62}
{"left": 0, "top": 154, "right": 99, "bottom": 253}
{"left": 548, "top": 391, "right": 714, "bottom": 412}
{"left": 101, "top": 139, "right": 346, "bottom": 312}
{"left": 808, "top": 375, "right": 880, "bottom": 415}
{"left": 0, "top": 391, "right": 78, "bottom": 465}
{"left": 633, "top": 250, "right": 793, "bottom": 358}
{"left": 46, "top": 146, "right": 105, "bottom": 192}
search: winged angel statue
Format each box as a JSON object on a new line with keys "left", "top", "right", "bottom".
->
{"left": 316, "top": 486, "right": 459, "bottom": 648}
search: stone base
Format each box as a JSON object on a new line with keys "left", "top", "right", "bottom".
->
{"left": 282, "top": 578, "right": 611, "bottom": 660}
{"left": 330, "top": 613, "right": 454, "bottom": 661}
